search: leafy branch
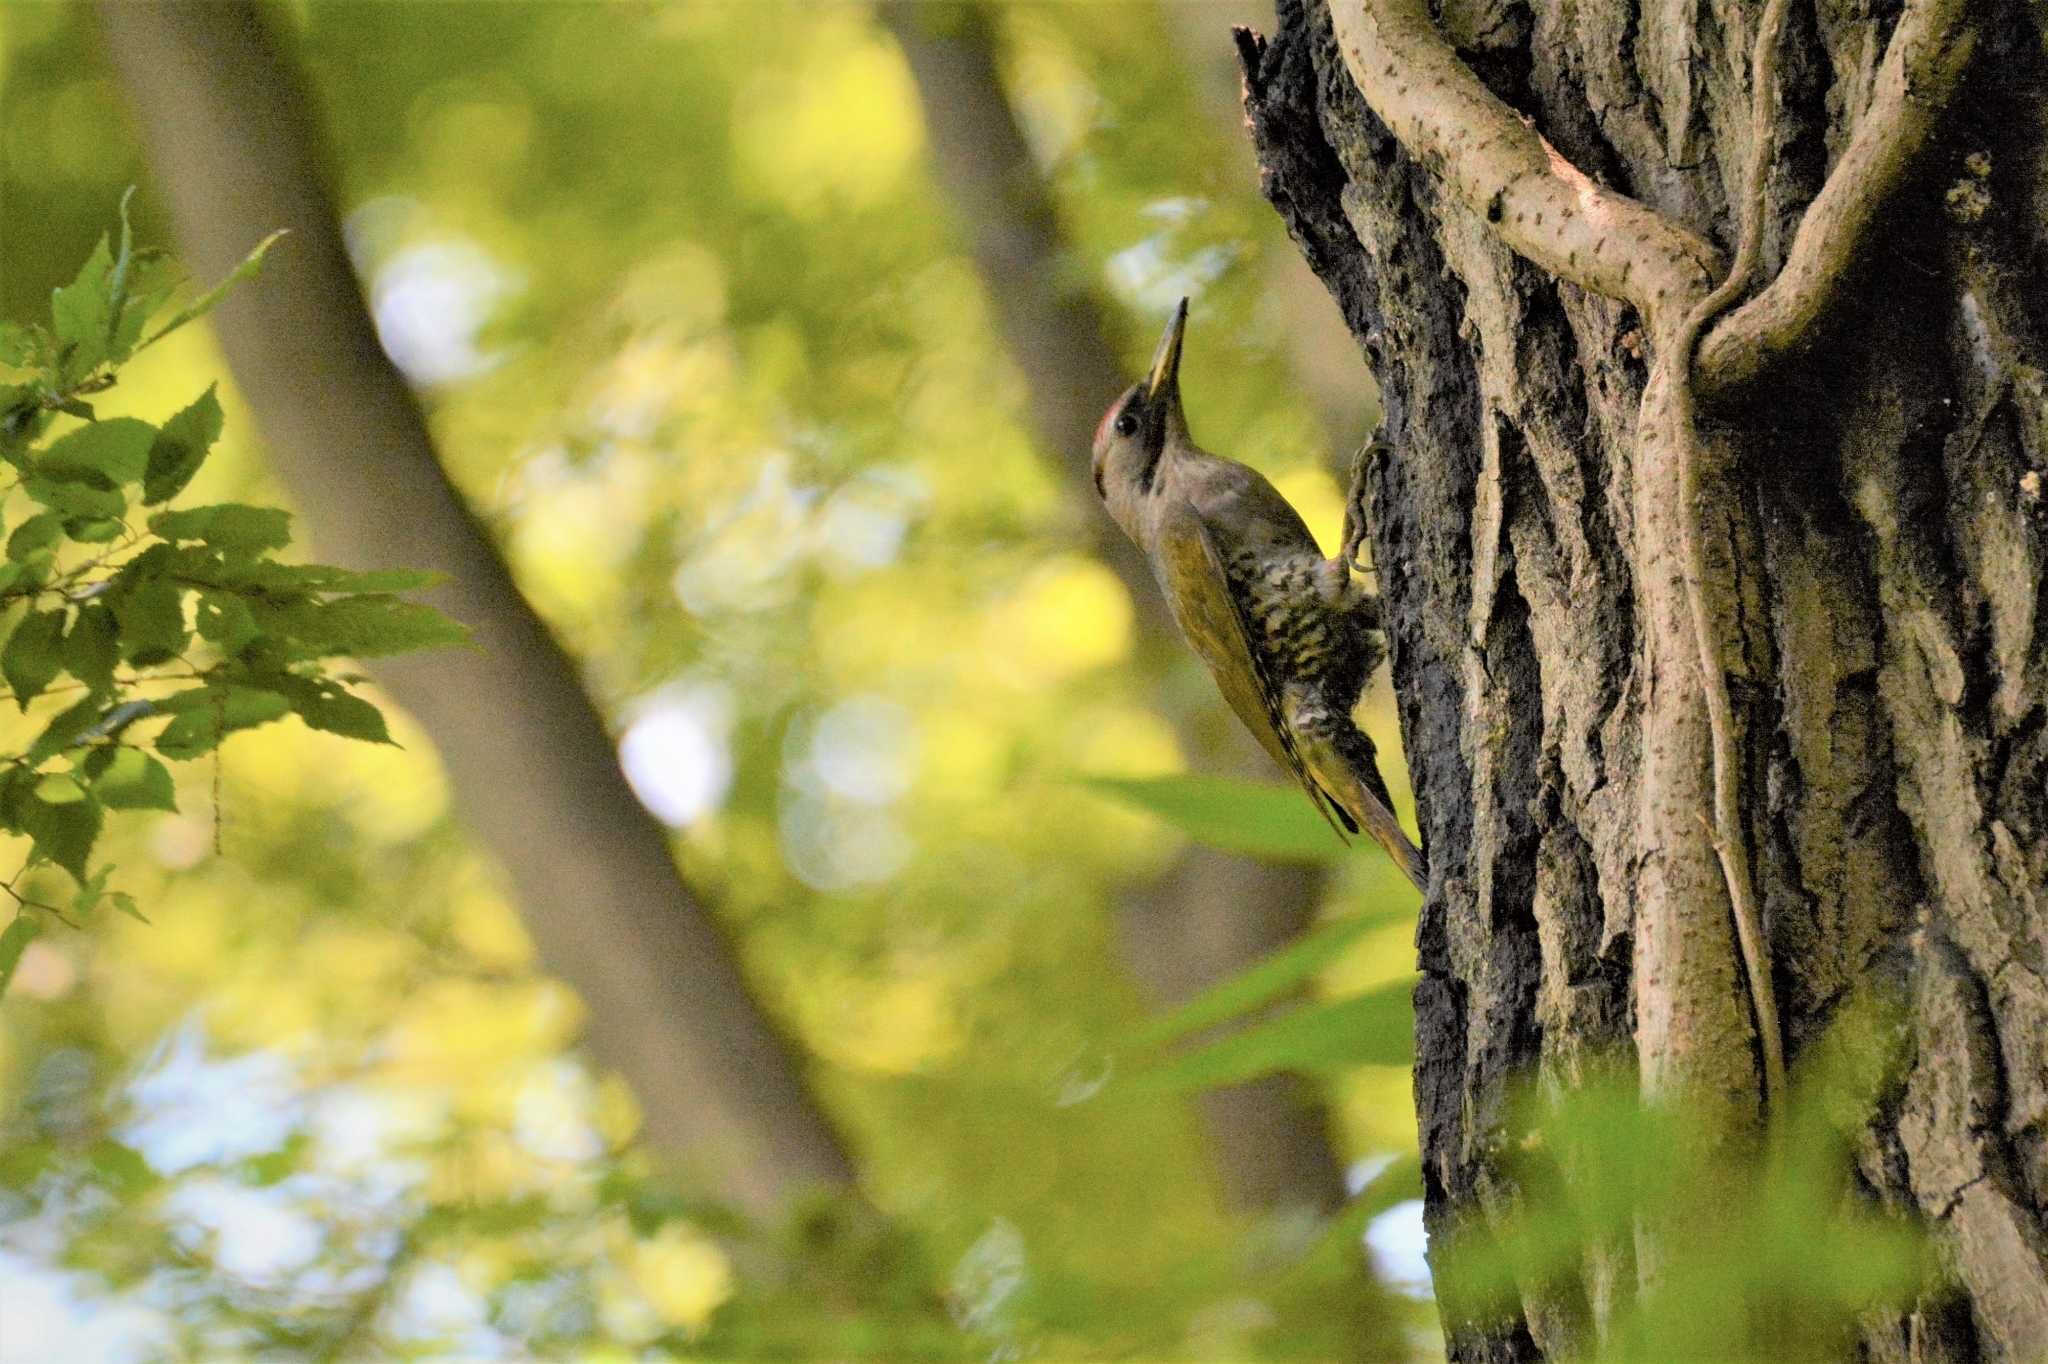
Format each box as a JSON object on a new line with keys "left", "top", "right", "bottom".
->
{"left": 0, "top": 200, "right": 466, "bottom": 982}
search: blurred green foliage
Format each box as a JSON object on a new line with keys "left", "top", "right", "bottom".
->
{"left": 0, "top": 204, "right": 461, "bottom": 954}
{"left": 1, "top": 3, "right": 1423, "bottom": 1359}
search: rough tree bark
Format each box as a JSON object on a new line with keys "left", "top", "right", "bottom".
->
{"left": 94, "top": 0, "right": 861, "bottom": 1222}
{"left": 1235, "top": 0, "right": 2047, "bottom": 1356}
{"left": 876, "top": 0, "right": 1364, "bottom": 1229}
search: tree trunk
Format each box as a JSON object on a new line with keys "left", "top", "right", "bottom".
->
{"left": 1236, "top": 0, "right": 2048, "bottom": 1356}
{"left": 878, "top": 0, "right": 1359, "bottom": 1225}
{"left": 94, "top": 0, "right": 862, "bottom": 1222}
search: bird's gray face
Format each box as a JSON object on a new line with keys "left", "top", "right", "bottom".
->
{"left": 1091, "top": 299, "right": 1189, "bottom": 542}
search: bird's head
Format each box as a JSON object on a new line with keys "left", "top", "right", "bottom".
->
{"left": 1092, "top": 298, "right": 1191, "bottom": 540}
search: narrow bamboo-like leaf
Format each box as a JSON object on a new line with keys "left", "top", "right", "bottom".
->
{"left": 1082, "top": 773, "right": 1352, "bottom": 863}
{"left": 0, "top": 915, "right": 40, "bottom": 1000}
{"left": 137, "top": 230, "right": 288, "bottom": 352}
{"left": 1130, "top": 907, "right": 1408, "bottom": 1050}
{"left": 1134, "top": 977, "right": 1418, "bottom": 1093}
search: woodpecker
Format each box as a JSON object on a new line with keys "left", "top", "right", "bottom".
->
{"left": 1092, "top": 299, "right": 1426, "bottom": 892}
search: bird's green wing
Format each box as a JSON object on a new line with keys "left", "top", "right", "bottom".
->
{"left": 1153, "top": 502, "right": 1356, "bottom": 841}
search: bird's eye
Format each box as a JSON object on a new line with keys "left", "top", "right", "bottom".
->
{"left": 1114, "top": 412, "right": 1138, "bottom": 437}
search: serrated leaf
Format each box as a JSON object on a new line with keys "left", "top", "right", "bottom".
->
{"left": 195, "top": 591, "right": 260, "bottom": 656}
{"left": 92, "top": 748, "right": 176, "bottom": 812}
{"left": 0, "top": 915, "right": 40, "bottom": 1001}
{"left": 138, "top": 229, "right": 288, "bottom": 352}
{"left": 3, "top": 609, "right": 65, "bottom": 709}
{"left": 251, "top": 593, "right": 469, "bottom": 660}
{"left": 34, "top": 774, "right": 86, "bottom": 805}
{"left": 23, "top": 476, "right": 124, "bottom": 520}
{"left": 1130, "top": 909, "right": 1408, "bottom": 1051}
{"left": 1133, "top": 978, "right": 1418, "bottom": 1094}
{"left": 114, "top": 578, "right": 187, "bottom": 661}
{"left": 148, "top": 503, "right": 291, "bottom": 558}
{"left": 51, "top": 233, "right": 114, "bottom": 381}
{"left": 1083, "top": 773, "right": 1357, "bottom": 863}
{"left": 268, "top": 673, "right": 393, "bottom": 744}
{"left": 19, "top": 787, "right": 103, "bottom": 879}
{"left": 142, "top": 385, "right": 223, "bottom": 505}
{"left": 153, "top": 685, "right": 292, "bottom": 760}
{"left": 64, "top": 517, "right": 125, "bottom": 544}
{"left": 112, "top": 251, "right": 181, "bottom": 361}
{"left": 7, "top": 513, "right": 64, "bottom": 563}
{"left": 39, "top": 416, "right": 155, "bottom": 486}
{"left": 63, "top": 604, "right": 119, "bottom": 695}
{"left": 25, "top": 695, "right": 105, "bottom": 766}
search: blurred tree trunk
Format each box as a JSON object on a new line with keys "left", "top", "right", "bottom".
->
{"left": 877, "top": 0, "right": 1362, "bottom": 1229}
{"left": 1155, "top": 0, "right": 1381, "bottom": 449}
{"left": 1238, "top": 0, "right": 2048, "bottom": 1357}
{"left": 94, "top": 0, "right": 860, "bottom": 1223}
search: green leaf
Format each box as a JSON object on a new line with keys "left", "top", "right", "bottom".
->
{"left": 268, "top": 673, "right": 394, "bottom": 744}
{"left": 1134, "top": 977, "right": 1418, "bottom": 1093}
{"left": 39, "top": 416, "right": 156, "bottom": 485}
{"left": 3, "top": 609, "right": 66, "bottom": 709}
{"left": 18, "top": 787, "right": 103, "bottom": 879}
{"left": 1130, "top": 909, "right": 1407, "bottom": 1050}
{"left": 7, "top": 513, "right": 65, "bottom": 563}
{"left": 142, "top": 385, "right": 223, "bottom": 505}
{"left": 114, "top": 578, "right": 188, "bottom": 661}
{"left": 153, "top": 685, "right": 292, "bottom": 760}
{"left": 195, "top": 591, "right": 260, "bottom": 656}
{"left": 112, "top": 252, "right": 181, "bottom": 362}
{"left": 34, "top": 774, "right": 86, "bottom": 805}
{"left": 0, "top": 915, "right": 40, "bottom": 1001}
{"left": 251, "top": 593, "right": 469, "bottom": 659}
{"left": 0, "top": 321, "right": 42, "bottom": 369}
{"left": 88, "top": 1137, "right": 158, "bottom": 1195}
{"left": 92, "top": 748, "right": 176, "bottom": 812}
{"left": 138, "top": 229, "right": 288, "bottom": 352}
{"left": 50, "top": 233, "right": 114, "bottom": 381}
{"left": 100, "top": 189, "right": 138, "bottom": 360}
{"left": 25, "top": 695, "right": 105, "bottom": 766}
{"left": 64, "top": 517, "right": 125, "bottom": 544}
{"left": 63, "top": 604, "right": 119, "bottom": 694}
{"left": 23, "top": 475, "right": 124, "bottom": 520}
{"left": 148, "top": 503, "right": 291, "bottom": 557}
{"left": 1083, "top": 773, "right": 1356, "bottom": 863}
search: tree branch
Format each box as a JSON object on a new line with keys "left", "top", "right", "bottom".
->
{"left": 1665, "top": 0, "right": 1800, "bottom": 1109}
{"left": 1328, "top": 0, "right": 1721, "bottom": 321}
{"left": 1696, "top": 0, "right": 1981, "bottom": 398}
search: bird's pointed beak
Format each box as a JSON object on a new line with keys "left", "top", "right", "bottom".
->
{"left": 1145, "top": 298, "right": 1189, "bottom": 401}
